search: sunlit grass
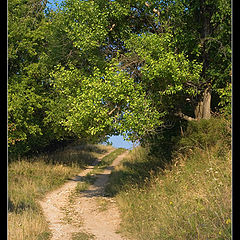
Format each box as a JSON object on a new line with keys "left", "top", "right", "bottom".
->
{"left": 75, "top": 148, "right": 126, "bottom": 193}
{"left": 8, "top": 210, "right": 51, "bottom": 240}
{"left": 107, "top": 144, "right": 231, "bottom": 240}
{"left": 8, "top": 143, "right": 114, "bottom": 240}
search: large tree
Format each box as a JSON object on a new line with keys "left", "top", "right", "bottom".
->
{"left": 159, "top": 0, "right": 231, "bottom": 120}
{"left": 46, "top": 0, "right": 231, "bottom": 141}
{"left": 45, "top": 0, "right": 163, "bottom": 142}
{"left": 8, "top": 0, "right": 231, "bottom": 154}
{"left": 8, "top": 0, "right": 59, "bottom": 155}
{"left": 116, "top": 0, "right": 231, "bottom": 121}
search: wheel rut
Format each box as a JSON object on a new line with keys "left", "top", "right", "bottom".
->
{"left": 39, "top": 149, "right": 128, "bottom": 240}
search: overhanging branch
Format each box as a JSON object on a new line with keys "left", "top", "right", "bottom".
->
{"left": 174, "top": 111, "right": 197, "bottom": 121}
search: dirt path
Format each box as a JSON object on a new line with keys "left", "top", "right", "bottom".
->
{"left": 39, "top": 149, "right": 128, "bottom": 240}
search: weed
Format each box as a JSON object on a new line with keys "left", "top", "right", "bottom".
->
{"left": 98, "top": 148, "right": 126, "bottom": 168}
{"left": 8, "top": 144, "right": 113, "bottom": 240}
{"left": 8, "top": 210, "right": 52, "bottom": 240}
{"left": 107, "top": 118, "right": 231, "bottom": 239}
{"left": 72, "top": 231, "right": 95, "bottom": 240}
{"left": 75, "top": 148, "right": 126, "bottom": 194}
{"left": 95, "top": 197, "right": 111, "bottom": 212}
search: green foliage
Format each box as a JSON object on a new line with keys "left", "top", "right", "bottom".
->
{"left": 46, "top": 62, "right": 162, "bottom": 141}
{"left": 167, "top": 0, "right": 231, "bottom": 105}
{"left": 106, "top": 115, "right": 231, "bottom": 239}
{"left": 216, "top": 82, "right": 232, "bottom": 115}
{"left": 178, "top": 116, "right": 231, "bottom": 153}
{"left": 8, "top": 0, "right": 231, "bottom": 156}
{"left": 62, "top": 0, "right": 109, "bottom": 54}
{"left": 125, "top": 32, "right": 202, "bottom": 113}
{"left": 8, "top": 0, "right": 57, "bottom": 156}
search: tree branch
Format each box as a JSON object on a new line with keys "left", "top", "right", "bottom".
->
{"left": 174, "top": 111, "right": 197, "bottom": 121}
{"left": 108, "top": 106, "right": 120, "bottom": 116}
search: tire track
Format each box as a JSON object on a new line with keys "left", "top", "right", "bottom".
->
{"left": 39, "top": 149, "right": 128, "bottom": 240}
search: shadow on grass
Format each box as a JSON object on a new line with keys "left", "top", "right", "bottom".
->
{"left": 22, "top": 143, "right": 110, "bottom": 168}
{"left": 104, "top": 152, "right": 169, "bottom": 197}
{"left": 105, "top": 117, "right": 232, "bottom": 198}
{"left": 72, "top": 148, "right": 127, "bottom": 198}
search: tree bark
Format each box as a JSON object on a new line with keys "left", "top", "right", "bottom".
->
{"left": 174, "top": 111, "right": 197, "bottom": 121}
{"left": 194, "top": 87, "right": 211, "bottom": 120}
{"left": 175, "top": 87, "right": 211, "bottom": 121}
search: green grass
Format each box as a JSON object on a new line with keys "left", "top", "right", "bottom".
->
{"left": 106, "top": 118, "right": 232, "bottom": 240}
{"left": 8, "top": 160, "right": 80, "bottom": 213}
{"left": 117, "top": 147, "right": 231, "bottom": 240}
{"left": 75, "top": 173, "right": 97, "bottom": 192}
{"left": 72, "top": 231, "right": 95, "bottom": 240}
{"left": 75, "top": 148, "right": 126, "bottom": 193}
{"left": 8, "top": 117, "right": 231, "bottom": 240}
{"left": 95, "top": 148, "right": 126, "bottom": 170}
{"left": 8, "top": 144, "right": 114, "bottom": 240}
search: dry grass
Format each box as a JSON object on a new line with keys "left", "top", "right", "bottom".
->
{"left": 75, "top": 148, "right": 126, "bottom": 193}
{"left": 8, "top": 210, "right": 51, "bottom": 240}
{"left": 8, "top": 143, "right": 114, "bottom": 240}
{"left": 107, "top": 144, "right": 231, "bottom": 240}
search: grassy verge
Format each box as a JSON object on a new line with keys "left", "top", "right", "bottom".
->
{"left": 93, "top": 148, "right": 126, "bottom": 172}
{"left": 75, "top": 148, "right": 126, "bottom": 193}
{"left": 71, "top": 231, "right": 95, "bottom": 240}
{"left": 107, "top": 117, "right": 232, "bottom": 239}
{"left": 8, "top": 144, "right": 114, "bottom": 240}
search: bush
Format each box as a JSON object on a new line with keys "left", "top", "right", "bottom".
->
{"left": 178, "top": 116, "right": 231, "bottom": 153}
{"left": 107, "top": 115, "right": 232, "bottom": 240}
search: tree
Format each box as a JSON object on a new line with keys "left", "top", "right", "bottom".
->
{"left": 164, "top": 0, "right": 231, "bottom": 120}
{"left": 123, "top": 32, "right": 202, "bottom": 121}
{"left": 44, "top": 0, "right": 163, "bottom": 142}
{"left": 8, "top": 0, "right": 231, "bottom": 155}
{"left": 8, "top": 0, "right": 58, "bottom": 155}
{"left": 109, "top": 0, "right": 231, "bottom": 121}
{"left": 45, "top": 0, "right": 231, "bottom": 142}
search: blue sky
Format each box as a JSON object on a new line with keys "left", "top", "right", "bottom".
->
{"left": 105, "top": 135, "right": 134, "bottom": 150}
{"left": 104, "top": 135, "right": 141, "bottom": 150}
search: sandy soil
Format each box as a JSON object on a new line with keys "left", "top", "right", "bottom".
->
{"left": 39, "top": 149, "right": 129, "bottom": 240}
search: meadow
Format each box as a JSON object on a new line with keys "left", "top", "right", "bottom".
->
{"left": 8, "top": 116, "right": 231, "bottom": 240}
{"left": 106, "top": 117, "right": 232, "bottom": 239}
{"left": 8, "top": 143, "right": 114, "bottom": 240}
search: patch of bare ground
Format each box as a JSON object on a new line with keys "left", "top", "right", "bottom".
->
{"left": 39, "top": 149, "right": 128, "bottom": 240}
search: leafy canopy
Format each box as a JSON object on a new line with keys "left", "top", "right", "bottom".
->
{"left": 8, "top": 0, "right": 231, "bottom": 155}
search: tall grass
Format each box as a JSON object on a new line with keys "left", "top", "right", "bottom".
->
{"left": 107, "top": 117, "right": 232, "bottom": 240}
{"left": 8, "top": 143, "right": 114, "bottom": 240}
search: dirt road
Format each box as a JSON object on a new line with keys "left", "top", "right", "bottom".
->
{"left": 39, "top": 149, "right": 128, "bottom": 240}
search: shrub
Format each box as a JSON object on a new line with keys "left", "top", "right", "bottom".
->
{"left": 177, "top": 116, "right": 231, "bottom": 153}
{"left": 106, "top": 115, "right": 232, "bottom": 239}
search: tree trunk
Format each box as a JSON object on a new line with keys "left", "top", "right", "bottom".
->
{"left": 194, "top": 87, "right": 211, "bottom": 120}
{"left": 194, "top": 0, "right": 212, "bottom": 121}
